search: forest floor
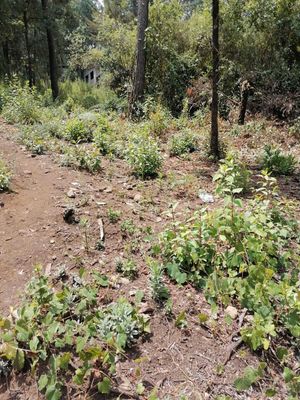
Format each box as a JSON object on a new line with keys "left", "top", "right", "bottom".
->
{"left": 0, "top": 117, "right": 299, "bottom": 400}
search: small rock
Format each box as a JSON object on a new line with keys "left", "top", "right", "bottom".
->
{"left": 98, "top": 185, "right": 107, "bottom": 192}
{"left": 96, "top": 201, "right": 107, "bottom": 206}
{"left": 120, "top": 277, "right": 130, "bottom": 285}
{"left": 225, "top": 305, "right": 238, "bottom": 320}
{"left": 140, "top": 303, "right": 154, "bottom": 314}
{"left": 63, "top": 208, "right": 78, "bottom": 224}
{"left": 134, "top": 193, "right": 142, "bottom": 202}
{"left": 52, "top": 255, "right": 57, "bottom": 261}
{"left": 0, "top": 202, "right": 4, "bottom": 208}
{"left": 199, "top": 191, "right": 214, "bottom": 203}
{"left": 45, "top": 263, "right": 52, "bottom": 276}
{"left": 23, "top": 170, "right": 32, "bottom": 175}
{"left": 50, "top": 239, "right": 55, "bottom": 244}
{"left": 104, "top": 186, "right": 113, "bottom": 194}
{"left": 67, "top": 189, "right": 76, "bottom": 198}
{"left": 71, "top": 182, "right": 81, "bottom": 187}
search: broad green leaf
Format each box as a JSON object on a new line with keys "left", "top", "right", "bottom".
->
{"left": 97, "top": 377, "right": 111, "bottom": 394}
{"left": 13, "top": 349, "right": 25, "bottom": 371}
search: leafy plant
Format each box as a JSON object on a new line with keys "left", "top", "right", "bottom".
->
{"left": 19, "top": 125, "right": 48, "bottom": 155}
{"left": 213, "top": 153, "right": 251, "bottom": 195}
{"left": 260, "top": 145, "right": 297, "bottom": 176}
{"left": 60, "top": 145, "right": 101, "bottom": 173}
{"left": 234, "top": 363, "right": 266, "bottom": 391}
{"left": 149, "top": 260, "right": 170, "bottom": 303}
{"left": 289, "top": 118, "right": 300, "bottom": 139}
{"left": 93, "top": 115, "right": 124, "bottom": 158}
{"left": 126, "top": 130, "right": 162, "bottom": 179}
{"left": 64, "top": 118, "right": 93, "bottom": 143}
{"left": 120, "top": 219, "right": 137, "bottom": 238}
{"left": 107, "top": 208, "right": 121, "bottom": 223}
{"left": 168, "top": 129, "right": 198, "bottom": 156}
{"left": 0, "top": 268, "right": 149, "bottom": 399}
{"left": 0, "top": 159, "right": 11, "bottom": 191}
{"left": 159, "top": 172, "right": 300, "bottom": 352}
{"left": 115, "top": 257, "right": 138, "bottom": 279}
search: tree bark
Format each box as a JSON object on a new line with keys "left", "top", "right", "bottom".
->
{"left": 41, "top": 0, "right": 59, "bottom": 100}
{"left": 210, "top": 0, "right": 220, "bottom": 159}
{"left": 3, "top": 40, "right": 10, "bottom": 77}
{"left": 129, "top": 0, "right": 149, "bottom": 118}
{"left": 23, "top": 6, "right": 34, "bottom": 87}
{"left": 238, "top": 80, "right": 252, "bottom": 125}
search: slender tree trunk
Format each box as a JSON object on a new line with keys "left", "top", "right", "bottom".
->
{"left": 41, "top": 0, "right": 59, "bottom": 100}
{"left": 129, "top": 0, "right": 149, "bottom": 118}
{"left": 210, "top": 0, "right": 220, "bottom": 159}
{"left": 238, "top": 80, "right": 252, "bottom": 125}
{"left": 23, "top": 7, "right": 34, "bottom": 87}
{"left": 3, "top": 40, "right": 10, "bottom": 77}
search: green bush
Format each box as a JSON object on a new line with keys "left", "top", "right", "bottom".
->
{"left": 0, "top": 268, "right": 149, "bottom": 399}
{"left": 1, "top": 77, "right": 42, "bottom": 124}
{"left": 260, "top": 145, "right": 297, "bottom": 176}
{"left": 60, "top": 145, "right": 101, "bottom": 173}
{"left": 0, "top": 159, "right": 11, "bottom": 191}
{"left": 159, "top": 172, "right": 300, "bottom": 353}
{"left": 64, "top": 118, "right": 93, "bottom": 143}
{"left": 19, "top": 125, "right": 48, "bottom": 155}
{"left": 213, "top": 154, "right": 251, "bottom": 195}
{"left": 115, "top": 258, "right": 137, "bottom": 279}
{"left": 168, "top": 129, "right": 198, "bottom": 156}
{"left": 93, "top": 115, "right": 116, "bottom": 155}
{"left": 126, "top": 130, "right": 162, "bottom": 179}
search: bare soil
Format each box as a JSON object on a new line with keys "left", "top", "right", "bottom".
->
{"left": 0, "top": 117, "right": 299, "bottom": 400}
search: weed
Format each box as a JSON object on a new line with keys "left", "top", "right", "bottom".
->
{"left": 0, "top": 159, "right": 11, "bottom": 191}
{"left": 168, "top": 130, "right": 198, "bottom": 157}
{"left": 0, "top": 268, "right": 149, "bottom": 399}
{"left": 64, "top": 118, "right": 93, "bottom": 143}
{"left": 115, "top": 257, "right": 138, "bottom": 279}
{"left": 120, "top": 219, "right": 136, "bottom": 238}
{"left": 260, "top": 145, "right": 297, "bottom": 175}
{"left": 148, "top": 260, "right": 170, "bottom": 303}
{"left": 289, "top": 118, "right": 300, "bottom": 139}
{"left": 126, "top": 130, "right": 162, "bottom": 179}
{"left": 60, "top": 145, "right": 101, "bottom": 173}
{"left": 107, "top": 208, "right": 121, "bottom": 223}
{"left": 213, "top": 153, "right": 251, "bottom": 195}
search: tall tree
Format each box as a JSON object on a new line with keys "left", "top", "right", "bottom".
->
{"left": 129, "top": 0, "right": 149, "bottom": 118}
{"left": 210, "top": 0, "right": 219, "bottom": 159}
{"left": 23, "top": 0, "right": 34, "bottom": 87}
{"left": 41, "top": 0, "right": 59, "bottom": 99}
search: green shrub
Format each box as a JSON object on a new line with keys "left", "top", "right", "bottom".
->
{"left": 148, "top": 103, "right": 170, "bottom": 136}
{"left": 260, "top": 145, "right": 297, "bottom": 175}
{"left": 64, "top": 118, "right": 93, "bottom": 143}
{"left": 213, "top": 154, "right": 251, "bottom": 195}
{"left": 126, "top": 130, "right": 162, "bottom": 179}
{"left": 168, "top": 130, "right": 198, "bottom": 156}
{"left": 159, "top": 172, "right": 300, "bottom": 352}
{"left": 60, "top": 145, "right": 101, "bottom": 173}
{"left": 0, "top": 159, "right": 11, "bottom": 191}
{"left": 107, "top": 208, "right": 121, "bottom": 223}
{"left": 1, "top": 77, "right": 42, "bottom": 124}
{"left": 0, "top": 268, "right": 149, "bottom": 398}
{"left": 115, "top": 258, "right": 137, "bottom": 279}
{"left": 19, "top": 125, "right": 48, "bottom": 155}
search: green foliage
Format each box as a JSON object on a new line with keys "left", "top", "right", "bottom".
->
{"left": 149, "top": 260, "right": 170, "bottom": 303}
{"left": 234, "top": 363, "right": 266, "bottom": 391}
{"left": 0, "top": 159, "right": 11, "bottom": 191}
{"left": 93, "top": 115, "right": 124, "bottom": 158}
{"left": 159, "top": 172, "right": 300, "bottom": 352}
{"left": 120, "top": 219, "right": 137, "bottom": 238}
{"left": 0, "top": 268, "right": 149, "bottom": 399}
{"left": 147, "top": 103, "right": 170, "bottom": 136}
{"left": 213, "top": 154, "right": 251, "bottom": 195}
{"left": 64, "top": 118, "right": 93, "bottom": 143}
{"left": 19, "top": 125, "right": 48, "bottom": 155}
{"left": 60, "top": 145, "right": 101, "bottom": 173}
{"left": 168, "top": 129, "right": 198, "bottom": 157}
{"left": 107, "top": 208, "right": 121, "bottom": 223}
{"left": 126, "top": 130, "right": 162, "bottom": 179}
{"left": 115, "top": 258, "right": 138, "bottom": 279}
{"left": 1, "top": 78, "right": 42, "bottom": 124}
{"left": 260, "top": 145, "right": 297, "bottom": 176}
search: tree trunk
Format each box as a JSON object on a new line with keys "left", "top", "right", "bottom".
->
{"left": 3, "top": 40, "right": 10, "bottom": 77}
{"left": 23, "top": 7, "right": 34, "bottom": 87}
{"left": 210, "top": 0, "right": 220, "bottom": 159}
{"left": 238, "top": 80, "right": 252, "bottom": 125}
{"left": 41, "top": 0, "right": 59, "bottom": 100}
{"left": 129, "top": 0, "right": 149, "bottom": 118}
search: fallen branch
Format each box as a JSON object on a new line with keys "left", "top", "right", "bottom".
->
{"left": 223, "top": 309, "right": 247, "bottom": 366}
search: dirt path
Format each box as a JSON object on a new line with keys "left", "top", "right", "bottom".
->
{"left": 0, "top": 120, "right": 93, "bottom": 310}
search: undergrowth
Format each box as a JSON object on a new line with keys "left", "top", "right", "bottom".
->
{"left": 0, "top": 159, "right": 11, "bottom": 191}
{"left": 0, "top": 268, "right": 150, "bottom": 399}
